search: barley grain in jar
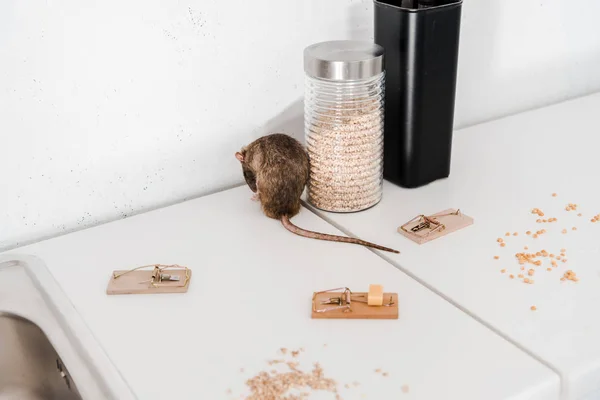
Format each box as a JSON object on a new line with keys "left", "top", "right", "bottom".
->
{"left": 303, "top": 40, "right": 385, "bottom": 212}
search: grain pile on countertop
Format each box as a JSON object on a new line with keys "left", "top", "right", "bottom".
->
{"left": 562, "top": 270, "right": 578, "bottom": 282}
{"left": 244, "top": 361, "right": 339, "bottom": 400}
{"left": 235, "top": 347, "right": 342, "bottom": 400}
{"left": 306, "top": 98, "right": 384, "bottom": 213}
{"left": 231, "top": 346, "right": 407, "bottom": 399}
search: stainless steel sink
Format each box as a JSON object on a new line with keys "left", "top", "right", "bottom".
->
{"left": 0, "top": 312, "right": 81, "bottom": 400}
{"left": 0, "top": 257, "right": 137, "bottom": 400}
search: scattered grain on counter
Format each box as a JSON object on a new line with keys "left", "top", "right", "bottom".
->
{"left": 516, "top": 251, "right": 543, "bottom": 266}
{"left": 537, "top": 217, "right": 553, "bottom": 223}
{"left": 563, "top": 270, "right": 578, "bottom": 282}
{"left": 566, "top": 203, "right": 578, "bottom": 211}
{"left": 401, "top": 385, "right": 410, "bottom": 394}
{"left": 532, "top": 208, "right": 545, "bottom": 216}
{"left": 505, "top": 232, "right": 510, "bottom": 236}
{"left": 382, "top": 372, "right": 389, "bottom": 377}
{"left": 244, "top": 360, "right": 340, "bottom": 400}
{"left": 531, "top": 306, "right": 537, "bottom": 311}
{"left": 552, "top": 193, "right": 557, "bottom": 197}
{"left": 492, "top": 200, "right": 592, "bottom": 303}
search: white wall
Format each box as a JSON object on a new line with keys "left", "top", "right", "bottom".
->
{"left": 1, "top": 0, "right": 600, "bottom": 251}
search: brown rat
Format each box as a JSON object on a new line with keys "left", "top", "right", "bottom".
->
{"left": 235, "top": 133, "right": 399, "bottom": 253}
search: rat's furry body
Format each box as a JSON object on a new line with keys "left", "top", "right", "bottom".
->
{"left": 235, "top": 133, "right": 399, "bottom": 254}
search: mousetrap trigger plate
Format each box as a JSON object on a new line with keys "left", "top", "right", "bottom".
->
{"left": 398, "top": 208, "right": 473, "bottom": 245}
{"left": 106, "top": 264, "right": 192, "bottom": 295}
{"left": 311, "top": 286, "right": 398, "bottom": 320}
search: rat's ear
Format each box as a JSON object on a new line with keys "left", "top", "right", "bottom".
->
{"left": 235, "top": 152, "right": 244, "bottom": 162}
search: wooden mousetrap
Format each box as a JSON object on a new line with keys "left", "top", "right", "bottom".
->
{"left": 311, "top": 285, "right": 398, "bottom": 320}
{"left": 398, "top": 208, "right": 473, "bottom": 245}
{"left": 106, "top": 264, "right": 192, "bottom": 295}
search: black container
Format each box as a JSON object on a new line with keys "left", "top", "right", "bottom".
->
{"left": 374, "top": 0, "right": 463, "bottom": 188}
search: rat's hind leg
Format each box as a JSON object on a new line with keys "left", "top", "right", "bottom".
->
{"left": 251, "top": 192, "right": 260, "bottom": 201}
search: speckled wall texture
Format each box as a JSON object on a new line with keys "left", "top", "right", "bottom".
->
{"left": 1, "top": 0, "right": 600, "bottom": 251}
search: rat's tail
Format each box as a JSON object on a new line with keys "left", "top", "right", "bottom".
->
{"left": 281, "top": 215, "right": 400, "bottom": 254}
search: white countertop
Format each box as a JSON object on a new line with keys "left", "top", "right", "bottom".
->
{"left": 304, "top": 91, "right": 600, "bottom": 400}
{"left": 3, "top": 186, "right": 559, "bottom": 399}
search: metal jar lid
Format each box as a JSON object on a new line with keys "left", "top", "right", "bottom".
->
{"left": 303, "top": 40, "right": 384, "bottom": 81}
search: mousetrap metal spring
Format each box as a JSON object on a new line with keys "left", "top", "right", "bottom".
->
{"left": 112, "top": 264, "right": 191, "bottom": 288}
{"left": 400, "top": 209, "right": 462, "bottom": 239}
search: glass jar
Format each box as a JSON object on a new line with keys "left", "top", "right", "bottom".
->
{"left": 303, "top": 40, "right": 385, "bottom": 213}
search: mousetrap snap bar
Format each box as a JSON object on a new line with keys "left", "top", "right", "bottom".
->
{"left": 311, "top": 285, "right": 398, "bottom": 319}
{"left": 106, "top": 264, "right": 192, "bottom": 295}
{"left": 398, "top": 208, "right": 473, "bottom": 245}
